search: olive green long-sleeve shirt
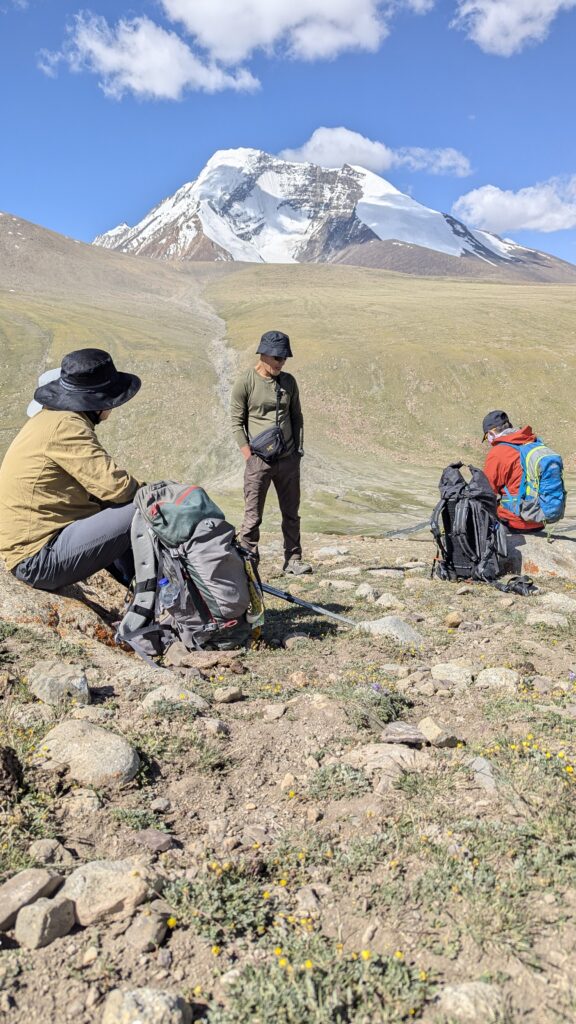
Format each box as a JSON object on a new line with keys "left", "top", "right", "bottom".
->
{"left": 0, "top": 409, "right": 139, "bottom": 569}
{"left": 230, "top": 369, "right": 304, "bottom": 455}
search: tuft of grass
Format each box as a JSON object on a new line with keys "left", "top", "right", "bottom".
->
{"left": 110, "top": 807, "right": 169, "bottom": 831}
{"left": 164, "top": 859, "right": 274, "bottom": 943}
{"left": 308, "top": 764, "right": 371, "bottom": 801}
{"left": 205, "top": 930, "right": 433, "bottom": 1024}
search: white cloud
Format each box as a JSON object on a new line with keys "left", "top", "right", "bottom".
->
{"left": 452, "top": 0, "right": 576, "bottom": 56}
{"left": 161, "top": 0, "right": 389, "bottom": 64}
{"left": 453, "top": 178, "right": 576, "bottom": 232}
{"left": 280, "top": 126, "right": 472, "bottom": 176}
{"left": 41, "top": 13, "right": 259, "bottom": 99}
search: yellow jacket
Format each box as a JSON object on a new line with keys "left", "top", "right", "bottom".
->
{"left": 0, "top": 409, "right": 139, "bottom": 570}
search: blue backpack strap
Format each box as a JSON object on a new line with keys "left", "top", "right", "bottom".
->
{"left": 497, "top": 442, "right": 528, "bottom": 512}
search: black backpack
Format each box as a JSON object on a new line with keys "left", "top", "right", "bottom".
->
{"left": 430, "top": 463, "right": 507, "bottom": 582}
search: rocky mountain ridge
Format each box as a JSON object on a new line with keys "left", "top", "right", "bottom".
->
{"left": 93, "top": 148, "right": 576, "bottom": 282}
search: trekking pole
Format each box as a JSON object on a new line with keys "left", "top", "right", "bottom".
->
{"left": 261, "top": 582, "right": 358, "bottom": 627}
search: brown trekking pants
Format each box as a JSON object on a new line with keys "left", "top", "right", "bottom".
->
{"left": 239, "top": 454, "right": 302, "bottom": 563}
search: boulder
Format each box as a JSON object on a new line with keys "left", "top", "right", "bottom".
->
{"left": 431, "top": 663, "right": 474, "bottom": 686}
{"left": 358, "top": 616, "right": 424, "bottom": 648}
{"left": 503, "top": 532, "right": 576, "bottom": 581}
{"left": 124, "top": 912, "right": 168, "bottom": 952}
{"left": 27, "top": 660, "right": 90, "bottom": 706}
{"left": 0, "top": 868, "right": 62, "bottom": 930}
{"left": 467, "top": 755, "right": 498, "bottom": 794}
{"left": 374, "top": 592, "right": 405, "bottom": 611}
{"left": 355, "top": 583, "right": 378, "bottom": 602}
{"left": 142, "top": 685, "right": 209, "bottom": 713}
{"left": 380, "top": 722, "right": 427, "bottom": 747}
{"left": 475, "top": 667, "right": 520, "bottom": 690}
{"left": 28, "top": 838, "right": 74, "bottom": 867}
{"left": 526, "top": 610, "right": 569, "bottom": 628}
{"left": 14, "top": 894, "right": 75, "bottom": 949}
{"left": 418, "top": 716, "right": 462, "bottom": 748}
{"left": 36, "top": 720, "right": 140, "bottom": 787}
{"left": 101, "top": 988, "right": 191, "bottom": 1024}
{"left": 538, "top": 591, "right": 576, "bottom": 615}
{"left": 60, "top": 858, "right": 155, "bottom": 926}
{"left": 213, "top": 686, "right": 243, "bottom": 704}
{"left": 436, "top": 981, "right": 505, "bottom": 1023}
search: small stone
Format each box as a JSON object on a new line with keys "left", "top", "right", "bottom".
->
{"left": 539, "top": 591, "right": 576, "bottom": 615}
{"left": 436, "top": 981, "right": 505, "bottom": 1023}
{"left": 36, "top": 720, "right": 140, "bottom": 788}
{"left": 367, "top": 568, "right": 404, "bottom": 578}
{"left": 415, "top": 680, "right": 437, "bottom": 697}
{"left": 195, "top": 718, "right": 230, "bottom": 738}
{"left": 444, "top": 611, "right": 463, "bottom": 628}
{"left": 328, "top": 566, "right": 361, "bottom": 576}
{"left": 306, "top": 807, "right": 322, "bottom": 823}
{"left": 355, "top": 583, "right": 378, "bottom": 602}
{"left": 212, "top": 686, "right": 243, "bottom": 704}
{"left": 456, "top": 585, "right": 474, "bottom": 595}
{"left": 380, "top": 721, "right": 427, "bottom": 747}
{"left": 326, "top": 579, "right": 355, "bottom": 591}
{"left": 475, "top": 667, "right": 520, "bottom": 690}
{"left": 82, "top": 945, "right": 99, "bottom": 966}
{"left": 60, "top": 858, "right": 155, "bottom": 926}
{"left": 135, "top": 830, "right": 176, "bottom": 854}
{"left": 358, "top": 616, "right": 424, "bottom": 648}
{"left": 14, "top": 894, "right": 75, "bottom": 949}
{"left": 150, "top": 798, "right": 171, "bottom": 813}
{"left": 431, "top": 663, "right": 474, "bottom": 686}
{"left": 374, "top": 592, "right": 405, "bottom": 611}
{"left": 0, "top": 868, "right": 62, "bottom": 931}
{"left": 343, "top": 742, "right": 429, "bottom": 777}
{"left": 101, "top": 988, "right": 191, "bottom": 1024}
{"left": 27, "top": 660, "right": 90, "bottom": 706}
{"left": 284, "top": 633, "right": 309, "bottom": 649}
{"left": 280, "top": 772, "right": 297, "bottom": 792}
{"left": 499, "top": 596, "right": 515, "bottom": 608}
{"left": 313, "top": 546, "right": 349, "bottom": 558}
{"left": 418, "top": 716, "right": 462, "bottom": 748}
{"left": 142, "top": 685, "right": 209, "bottom": 713}
{"left": 467, "top": 756, "right": 497, "bottom": 793}
{"left": 263, "top": 704, "right": 286, "bottom": 721}
{"left": 295, "top": 886, "right": 321, "bottom": 915}
{"left": 288, "top": 671, "right": 307, "bottom": 687}
{"left": 28, "top": 838, "right": 74, "bottom": 866}
{"left": 526, "top": 610, "right": 569, "bottom": 628}
{"left": 124, "top": 912, "right": 168, "bottom": 952}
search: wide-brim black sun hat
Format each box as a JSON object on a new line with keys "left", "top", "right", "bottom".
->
{"left": 33, "top": 348, "right": 141, "bottom": 412}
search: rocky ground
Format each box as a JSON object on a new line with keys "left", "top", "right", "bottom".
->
{"left": 1, "top": 530, "right": 576, "bottom": 1024}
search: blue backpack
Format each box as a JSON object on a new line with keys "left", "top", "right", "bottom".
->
{"left": 500, "top": 440, "right": 566, "bottom": 524}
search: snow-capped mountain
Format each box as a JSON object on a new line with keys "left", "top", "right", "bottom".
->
{"left": 93, "top": 148, "right": 573, "bottom": 278}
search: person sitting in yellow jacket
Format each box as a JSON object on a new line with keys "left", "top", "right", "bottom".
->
{"left": 0, "top": 348, "right": 141, "bottom": 591}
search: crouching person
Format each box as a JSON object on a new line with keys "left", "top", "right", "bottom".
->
{"left": 0, "top": 348, "right": 141, "bottom": 590}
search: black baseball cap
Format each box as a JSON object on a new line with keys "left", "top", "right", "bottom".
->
{"left": 482, "top": 410, "right": 510, "bottom": 440}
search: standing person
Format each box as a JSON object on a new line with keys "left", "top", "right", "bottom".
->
{"left": 230, "top": 330, "right": 312, "bottom": 575}
{"left": 0, "top": 348, "right": 141, "bottom": 591}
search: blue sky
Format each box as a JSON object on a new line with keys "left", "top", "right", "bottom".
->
{"left": 1, "top": 0, "right": 575, "bottom": 262}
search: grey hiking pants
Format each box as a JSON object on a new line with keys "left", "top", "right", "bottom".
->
{"left": 12, "top": 503, "right": 135, "bottom": 591}
{"left": 239, "top": 453, "right": 302, "bottom": 563}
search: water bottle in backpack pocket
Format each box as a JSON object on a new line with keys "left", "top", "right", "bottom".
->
{"left": 500, "top": 441, "right": 566, "bottom": 524}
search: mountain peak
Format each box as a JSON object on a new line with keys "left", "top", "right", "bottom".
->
{"left": 92, "top": 148, "right": 573, "bottom": 280}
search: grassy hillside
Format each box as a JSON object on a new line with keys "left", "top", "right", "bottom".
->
{"left": 1, "top": 217, "right": 574, "bottom": 534}
{"left": 206, "top": 263, "right": 576, "bottom": 528}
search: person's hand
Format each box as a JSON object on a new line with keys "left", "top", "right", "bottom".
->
{"left": 241, "top": 445, "right": 252, "bottom": 461}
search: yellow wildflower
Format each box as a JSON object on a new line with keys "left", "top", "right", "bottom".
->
{"left": 361, "top": 949, "right": 371, "bottom": 961}
{"left": 166, "top": 916, "right": 177, "bottom": 929}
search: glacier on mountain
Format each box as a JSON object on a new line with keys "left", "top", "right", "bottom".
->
{"left": 92, "top": 148, "right": 536, "bottom": 267}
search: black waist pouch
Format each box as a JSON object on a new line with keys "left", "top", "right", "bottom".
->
{"left": 248, "top": 379, "right": 287, "bottom": 463}
{"left": 249, "top": 426, "right": 287, "bottom": 463}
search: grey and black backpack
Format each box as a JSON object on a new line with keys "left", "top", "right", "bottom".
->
{"left": 430, "top": 463, "right": 507, "bottom": 582}
{"left": 116, "top": 482, "right": 264, "bottom": 661}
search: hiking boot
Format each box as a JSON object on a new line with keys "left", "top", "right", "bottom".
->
{"left": 283, "top": 557, "right": 313, "bottom": 576}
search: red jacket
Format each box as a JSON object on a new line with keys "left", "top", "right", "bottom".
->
{"left": 483, "top": 426, "right": 543, "bottom": 531}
